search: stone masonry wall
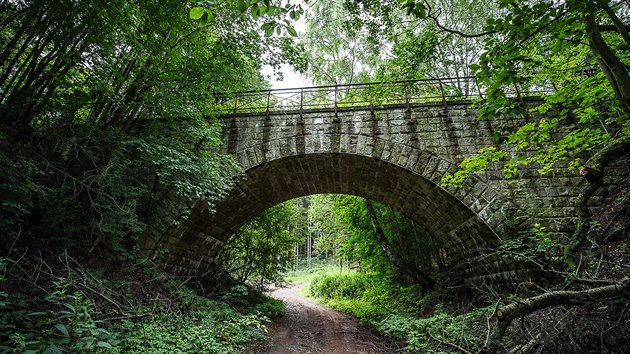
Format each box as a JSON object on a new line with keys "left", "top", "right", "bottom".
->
{"left": 145, "top": 99, "right": 629, "bottom": 288}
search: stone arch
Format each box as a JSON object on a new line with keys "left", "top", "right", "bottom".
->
{"left": 222, "top": 105, "right": 523, "bottom": 235}
{"left": 139, "top": 100, "right": 628, "bottom": 289}
{"left": 143, "top": 103, "right": 547, "bottom": 288}
{"left": 151, "top": 152, "right": 525, "bottom": 287}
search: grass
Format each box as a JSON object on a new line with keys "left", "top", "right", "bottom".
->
{"left": 282, "top": 260, "right": 342, "bottom": 283}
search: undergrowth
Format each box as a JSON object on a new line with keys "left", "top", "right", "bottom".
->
{"left": 283, "top": 259, "right": 341, "bottom": 283}
{"left": 0, "top": 253, "right": 283, "bottom": 353}
{"left": 308, "top": 270, "right": 490, "bottom": 352}
{"left": 308, "top": 269, "right": 630, "bottom": 353}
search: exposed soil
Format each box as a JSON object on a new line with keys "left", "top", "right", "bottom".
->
{"left": 245, "top": 283, "right": 394, "bottom": 354}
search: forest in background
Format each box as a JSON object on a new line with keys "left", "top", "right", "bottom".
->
{"left": 1, "top": 0, "right": 630, "bottom": 352}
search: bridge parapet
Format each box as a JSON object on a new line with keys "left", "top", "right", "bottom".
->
{"left": 218, "top": 76, "right": 553, "bottom": 115}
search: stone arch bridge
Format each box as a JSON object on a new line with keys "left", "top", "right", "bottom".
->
{"left": 140, "top": 77, "right": 627, "bottom": 289}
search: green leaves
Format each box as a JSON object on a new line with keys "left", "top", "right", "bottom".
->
{"left": 237, "top": 0, "right": 249, "bottom": 13}
{"left": 55, "top": 324, "right": 69, "bottom": 337}
{"left": 442, "top": 146, "right": 509, "bottom": 187}
{"left": 189, "top": 6, "right": 205, "bottom": 20}
{"left": 399, "top": 0, "right": 427, "bottom": 18}
{"left": 286, "top": 25, "right": 297, "bottom": 37}
{"left": 189, "top": 6, "right": 213, "bottom": 25}
{"left": 217, "top": 200, "right": 303, "bottom": 288}
{"left": 443, "top": 0, "right": 630, "bottom": 187}
{"left": 262, "top": 22, "right": 275, "bottom": 37}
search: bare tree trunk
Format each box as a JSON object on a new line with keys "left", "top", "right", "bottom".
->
{"left": 584, "top": 13, "right": 630, "bottom": 116}
{"left": 364, "top": 199, "right": 435, "bottom": 288}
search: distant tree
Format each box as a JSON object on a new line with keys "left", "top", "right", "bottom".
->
{"left": 301, "top": 0, "right": 384, "bottom": 85}
{"left": 308, "top": 194, "right": 350, "bottom": 260}
{"left": 216, "top": 201, "right": 303, "bottom": 290}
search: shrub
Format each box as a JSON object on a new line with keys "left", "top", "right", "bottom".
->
{"left": 310, "top": 271, "right": 382, "bottom": 300}
{"left": 307, "top": 269, "right": 492, "bottom": 352}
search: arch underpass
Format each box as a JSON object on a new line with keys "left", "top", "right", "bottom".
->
{"left": 139, "top": 78, "right": 627, "bottom": 290}
{"left": 148, "top": 152, "right": 524, "bottom": 288}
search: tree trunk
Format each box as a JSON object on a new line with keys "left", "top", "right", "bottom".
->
{"left": 594, "top": 0, "right": 630, "bottom": 46}
{"left": 564, "top": 135, "right": 630, "bottom": 265}
{"left": 364, "top": 199, "right": 435, "bottom": 288}
{"left": 584, "top": 12, "right": 630, "bottom": 116}
{"left": 562, "top": 11, "right": 630, "bottom": 265}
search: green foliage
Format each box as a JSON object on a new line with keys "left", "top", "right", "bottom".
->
{"left": 308, "top": 271, "right": 394, "bottom": 321}
{"left": 310, "top": 271, "right": 382, "bottom": 300}
{"left": 114, "top": 304, "right": 266, "bottom": 353}
{"left": 0, "top": 1, "right": 306, "bottom": 350}
{"left": 0, "top": 260, "right": 119, "bottom": 353}
{"left": 217, "top": 201, "right": 303, "bottom": 289}
{"left": 0, "top": 254, "right": 280, "bottom": 354}
{"left": 219, "top": 284, "right": 285, "bottom": 318}
{"left": 283, "top": 259, "right": 340, "bottom": 283}
{"left": 321, "top": 195, "right": 392, "bottom": 273}
{"left": 309, "top": 194, "right": 439, "bottom": 281}
{"left": 192, "top": 0, "right": 304, "bottom": 37}
{"left": 443, "top": 0, "right": 630, "bottom": 186}
{"left": 308, "top": 269, "right": 489, "bottom": 352}
{"left": 376, "top": 307, "right": 490, "bottom": 352}
{"left": 0, "top": 0, "right": 282, "bottom": 263}
{"left": 307, "top": 195, "right": 349, "bottom": 259}
{"left": 114, "top": 278, "right": 275, "bottom": 353}
{"left": 302, "top": 0, "right": 385, "bottom": 85}
{"left": 0, "top": 148, "right": 46, "bottom": 236}
{"left": 499, "top": 224, "right": 563, "bottom": 266}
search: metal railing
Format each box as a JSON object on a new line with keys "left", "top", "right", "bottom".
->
{"left": 218, "top": 76, "right": 552, "bottom": 116}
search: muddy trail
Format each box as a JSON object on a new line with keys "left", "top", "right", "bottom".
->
{"left": 245, "top": 283, "right": 395, "bottom": 354}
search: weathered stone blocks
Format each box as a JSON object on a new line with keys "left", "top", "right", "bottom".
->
{"left": 145, "top": 101, "right": 628, "bottom": 287}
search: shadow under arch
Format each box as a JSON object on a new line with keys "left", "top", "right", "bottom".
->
{"left": 152, "top": 153, "right": 528, "bottom": 286}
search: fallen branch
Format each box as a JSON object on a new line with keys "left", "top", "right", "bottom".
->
{"left": 427, "top": 331, "right": 472, "bottom": 354}
{"left": 488, "top": 278, "right": 630, "bottom": 352}
{"left": 508, "top": 333, "right": 541, "bottom": 354}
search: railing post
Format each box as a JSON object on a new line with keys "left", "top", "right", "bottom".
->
{"left": 474, "top": 77, "right": 484, "bottom": 100}
{"left": 513, "top": 82, "right": 523, "bottom": 104}
{"left": 368, "top": 84, "right": 374, "bottom": 114}
{"left": 233, "top": 93, "right": 238, "bottom": 117}
{"left": 300, "top": 88, "right": 304, "bottom": 113}
{"left": 404, "top": 82, "right": 410, "bottom": 111}
{"left": 438, "top": 79, "right": 447, "bottom": 110}
{"left": 334, "top": 84, "right": 338, "bottom": 116}
{"left": 266, "top": 90, "right": 271, "bottom": 114}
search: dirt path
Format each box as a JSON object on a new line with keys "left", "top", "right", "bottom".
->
{"left": 245, "top": 283, "right": 393, "bottom": 354}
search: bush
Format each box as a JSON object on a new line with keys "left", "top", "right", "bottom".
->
{"left": 0, "top": 259, "right": 119, "bottom": 353}
{"left": 247, "top": 296, "right": 285, "bottom": 319}
{"left": 113, "top": 304, "right": 267, "bottom": 353}
{"left": 310, "top": 271, "right": 383, "bottom": 300}
{"left": 221, "top": 285, "right": 286, "bottom": 319}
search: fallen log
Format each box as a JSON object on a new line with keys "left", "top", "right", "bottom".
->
{"left": 487, "top": 277, "right": 630, "bottom": 353}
